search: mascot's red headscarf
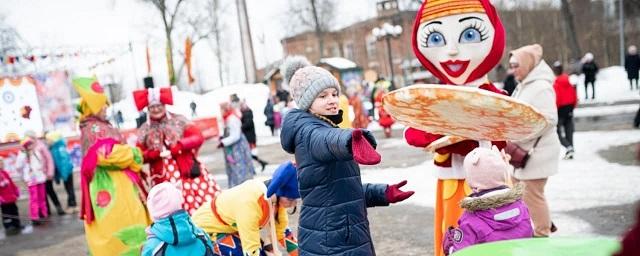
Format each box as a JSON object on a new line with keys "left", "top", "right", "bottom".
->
{"left": 411, "top": 0, "right": 505, "bottom": 85}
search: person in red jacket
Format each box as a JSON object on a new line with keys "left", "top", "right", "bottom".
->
{"left": 0, "top": 158, "right": 23, "bottom": 235}
{"left": 134, "top": 87, "right": 221, "bottom": 215}
{"left": 552, "top": 61, "right": 578, "bottom": 160}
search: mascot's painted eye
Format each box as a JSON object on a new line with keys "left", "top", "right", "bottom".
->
{"left": 459, "top": 28, "right": 481, "bottom": 43}
{"left": 459, "top": 21, "right": 488, "bottom": 44}
{"left": 424, "top": 30, "right": 446, "bottom": 48}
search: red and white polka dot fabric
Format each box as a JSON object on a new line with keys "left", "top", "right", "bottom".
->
{"left": 158, "top": 158, "right": 221, "bottom": 215}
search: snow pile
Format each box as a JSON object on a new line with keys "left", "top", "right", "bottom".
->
{"left": 109, "top": 83, "right": 273, "bottom": 136}
{"left": 577, "top": 66, "right": 640, "bottom": 104}
{"left": 319, "top": 57, "right": 358, "bottom": 69}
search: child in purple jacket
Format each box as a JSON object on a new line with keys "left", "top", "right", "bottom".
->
{"left": 443, "top": 147, "right": 533, "bottom": 255}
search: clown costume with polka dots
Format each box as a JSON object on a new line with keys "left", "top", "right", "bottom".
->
{"left": 134, "top": 87, "right": 221, "bottom": 215}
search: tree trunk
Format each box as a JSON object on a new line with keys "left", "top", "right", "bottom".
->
{"left": 560, "top": 0, "right": 582, "bottom": 60}
{"left": 160, "top": 5, "right": 177, "bottom": 86}
{"left": 214, "top": 28, "right": 224, "bottom": 87}
{"left": 310, "top": 0, "right": 324, "bottom": 60}
{"left": 166, "top": 34, "right": 177, "bottom": 85}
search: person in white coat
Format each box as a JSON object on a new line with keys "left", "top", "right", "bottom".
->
{"left": 508, "top": 44, "right": 561, "bottom": 237}
{"left": 218, "top": 102, "right": 256, "bottom": 188}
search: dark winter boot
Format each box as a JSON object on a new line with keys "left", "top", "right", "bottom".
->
{"left": 259, "top": 160, "right": 268, "bottom": 172}
{"left": 56, "top": 205, "right": 67, "bottom": 216}
{"left": 563, "top": 147, "right": 574, "bottom": 160}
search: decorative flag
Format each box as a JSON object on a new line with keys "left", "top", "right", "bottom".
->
{"left": 72, "top": 77, "right": 108, "bottom": 114}
{"left": 146, "top": 44, "right": 152, "bottom": 75}
{"left": 185, "top": 37, "right": 195, "bottom": 85}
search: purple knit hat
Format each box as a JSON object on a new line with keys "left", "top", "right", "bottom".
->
{"left": 463, "top": 147, "right": 509, "bottom": 192}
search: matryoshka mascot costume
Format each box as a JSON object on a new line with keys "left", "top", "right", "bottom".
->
{"left": 406, "top": 1, "right": 507, "bottom": 255}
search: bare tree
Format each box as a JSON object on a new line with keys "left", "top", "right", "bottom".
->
{"left": 560, "top": 0, "right": 582, "bottom": 60}
{"left": 207, "top": 0, "right": 227, "bottom": 87}
{"left": 0, "top": 15, "right": 30, "bottom": 75}
{"left": 0, "top": 17, "right": 21, "bottom": 56}
{"left": 171, "top": 0, "right": 219, "bottom": 90}
{"left": 140, "top": 0, "right": 186, "bottom": 85}
{"left": 285, "top": 0, "right": 337, "bottom": 60}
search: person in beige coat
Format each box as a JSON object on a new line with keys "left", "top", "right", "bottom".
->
{"left": 508, "top": 44, "right": 561, "bottom": 237}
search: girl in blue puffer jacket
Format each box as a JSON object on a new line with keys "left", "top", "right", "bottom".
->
{"left": 142, "top": 182, "right": 215, "bottom": 256}
{"left": 279, "top": 56, "right": 415, "bottom": 256}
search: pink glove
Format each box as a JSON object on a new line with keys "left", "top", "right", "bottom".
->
{"left": 351, "top": 129, "right": 381, "bottom": 165}
{"left": 385, "top": 180, "right": 414, "bottom": 204}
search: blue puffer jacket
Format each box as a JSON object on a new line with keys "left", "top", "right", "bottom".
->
{"left": 49, "top": 139, "right": 74, "bottom": 182}
{"left": 142, "top": 210, "right": 215, "bottom": 256}
{"left": 281, "top": 109, "right": 388, "bottom": 256}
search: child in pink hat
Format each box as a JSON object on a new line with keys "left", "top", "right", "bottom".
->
{"left": 142, "top": 182, "right": 214, "bottom": 256}
{"left": 443, "top": 147, "right": 533, "bottom": 255}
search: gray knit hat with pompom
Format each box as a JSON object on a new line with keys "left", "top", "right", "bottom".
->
{"left": 281, "top": 56, "right": 340, "bottom": 111}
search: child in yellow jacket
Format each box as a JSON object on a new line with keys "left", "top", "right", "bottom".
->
{"left": 192, "top": 161, "right": 300, "bottom": 256}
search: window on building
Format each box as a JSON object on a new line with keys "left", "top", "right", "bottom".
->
{"left": 331, "top": 44, "right": 340, "bottom": 57}
{"left": 366, "top": 35, "right": 377, "bottom": 59}
{"left": 344, "top": 42, "right": 354, "bottom": 60}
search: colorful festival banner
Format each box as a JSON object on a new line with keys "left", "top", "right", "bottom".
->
{"left": 0, "top": 76, "right": 44, "bottom": 142}
{"left": 33, "top": 71, "right": 76, "bottom": 135}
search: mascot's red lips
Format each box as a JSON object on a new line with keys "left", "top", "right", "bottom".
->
{"left": 440, "top": 60, "right": 470, "bottom": 78}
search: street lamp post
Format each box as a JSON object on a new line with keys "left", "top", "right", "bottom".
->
{"left": 372, "top": 22, "right": 403, "bottom": 88}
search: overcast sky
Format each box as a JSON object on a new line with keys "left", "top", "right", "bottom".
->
{"left": 0, "top": 0, "right": 380, "bottom": 90}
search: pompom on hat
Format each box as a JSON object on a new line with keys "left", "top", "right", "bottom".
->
{"left": 463, "top": 147, "right": 509, "bottom": 192}
{"left": 147, "top": 182, "right": 184, "bottom": 221}
{"left": 281, "top": 56, "right": 340, "bottom": 111}
{"left": 266, "top": 161, "right": 300, "bottom": 199}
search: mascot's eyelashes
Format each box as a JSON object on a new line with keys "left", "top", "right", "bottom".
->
{"left": 459, "top": 21, "right": 489, "bottom": 43}
{"left": 421, "top": 26, "right": 446, "bottom": 48}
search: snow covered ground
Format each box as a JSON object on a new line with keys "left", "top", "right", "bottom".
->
{"left": 575, "top": 66, "right": 640, "bottom": 105}
{"left": 243, "top": 128, "right": 639, "bottom": 239}
{"left": 358, "top": 129, "right": 640, "bottom": 237}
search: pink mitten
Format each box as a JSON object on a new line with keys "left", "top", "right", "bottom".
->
{"left": 351, "top": 129, "right": 381, "bottom": 165}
